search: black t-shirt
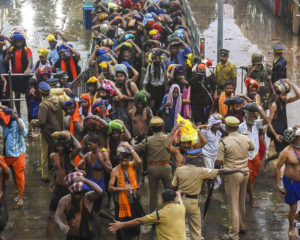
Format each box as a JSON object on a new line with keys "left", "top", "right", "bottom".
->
{"left": 190, "top": 74, "right": 216, "bottom": 106}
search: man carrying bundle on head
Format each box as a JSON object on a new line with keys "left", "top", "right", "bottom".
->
{"left": 47, "top": 131, "right": 81, "bottom": 240}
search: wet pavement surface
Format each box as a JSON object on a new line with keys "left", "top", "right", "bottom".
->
{"left": 0, "top": 0, "right": 300, "bottom": 239}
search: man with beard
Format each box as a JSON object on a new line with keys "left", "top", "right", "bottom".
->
{"left": 113, "top": 64, "right": 138, "bottom": 121}
{"left": 276, "top": 128, "right": 300, "bottom": 240}
{"left": 213, "top": 80, "right": 234, "bottom": 117}
{"left": 215, "top": 49, "right": 237, "bottom": 94}
{"left": 246, "top": 53, "right": 275, "bottom": 110}
{"left": 224, "top": 96, "right": 245, "bottom": 123}
{"left": 128, "top": 91, "right": 153, "bottom": 185}
{"left": 191, "top": 63, "right": 216, "bottom": 124}
{"left": 48, "top": 131, "right": 81, "bottom": 240}
{"left": 238, "top": 104, "right": 281, "bottom": 208}
{"left": 55, "top": 174, "right": 103, "bottom": 240}
{"left": 166, "top": 118, "right": 207, "bottom": 168}
{"left": 143, "top": 49, "right": 168, "bottom": 114}
{"left": 54, "top": 43, "right": 81, "bottom": 83}
{"left": 108, "top": 142, "right": 142, "bottom": 240}
{"left": 264, "top": 79, "right": 300, "bottom": 169}
{"left": 135, "top": 117, "right": 172, "bottom": 213}
{"left": 5, "top": 32, "right": 32, "bottom": 116}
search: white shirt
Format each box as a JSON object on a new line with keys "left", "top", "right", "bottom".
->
{"left": 201, "top": 129, "right": 223, "bottom": 160}
{"left": 238, "top": 120, "right": 263, "bottom": 160}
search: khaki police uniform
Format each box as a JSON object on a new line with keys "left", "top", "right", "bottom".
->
{"left": 141, "top": 202, "right": 186, "bottom": 240}
{"left": 172, "top": 165, "right": 218, "bottom": 240}
{"left": 135, "top": 117, "right": 172, "bottom": 212}
{"left": 216, "top": 116, "right": 254, "bottom": 240}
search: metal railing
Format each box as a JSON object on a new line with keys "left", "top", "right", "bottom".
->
{"left": 179, "top": 0, "right": 204, "bottom": 56}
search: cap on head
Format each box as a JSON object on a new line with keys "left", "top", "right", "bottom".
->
{"left": 150, "top": 116, "right": 164, "bottom": 127}
{"left": 39, "top": 81, "right": 51, "bottom": 94}
{"left": 162, "top": 189, "right": 176, "bottom": 202}
{"left": 220, "top": 49, "right": 229, "bottom": 57}
{"left": 69, "top": 182, "right": 84, "bottom": 193}
{"left": 197, "top": 63, "right": 206, "bottom": 70}
{"left": 273, "top": 44, "right": 284, "bottom": 53}
{"left": 225, "top": 116, "right": 240, "bottom": 127}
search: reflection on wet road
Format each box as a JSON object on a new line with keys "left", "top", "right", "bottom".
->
{"left": 191, "top": 0, "right": 300, "bottom": 127}
{"left": 0, "top": 0, "right": 299, "bottom": 239}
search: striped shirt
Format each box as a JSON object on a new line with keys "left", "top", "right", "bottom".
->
{"left": 2, "top": 118, "right": 27, "bottom": 157}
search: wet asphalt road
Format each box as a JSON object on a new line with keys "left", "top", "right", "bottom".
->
{"left": 0, "top": 0, "right": 299, "bottom": 239}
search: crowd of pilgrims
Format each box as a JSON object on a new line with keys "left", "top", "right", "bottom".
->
{"left": 0, "top": 0, "right": 299, "bottom": 239}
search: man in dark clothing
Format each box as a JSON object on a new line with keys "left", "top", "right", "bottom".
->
{"left": 0, "top": 36, "right": 9, "bottom": 107}
{"left": 271, "top": 44, "right": 287, "bottom": 84}
{"left": 191, "top": 63, "right": 216, "bottom": 124}
{"left": 54, "top": 43, "right": 81, "bottom": 83}
{"left": 264, "top": 79, "right": 300, "bottom": 170}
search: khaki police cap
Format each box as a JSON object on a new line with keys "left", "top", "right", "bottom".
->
{"left": 225, "top": 116, "right": 240, "bottom": 127}
{"left": 150, "top": 116, "right": 164, "bottom": 126}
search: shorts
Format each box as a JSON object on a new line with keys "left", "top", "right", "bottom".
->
{"left": 49, "top": 184, "right": 69, "bottom": 212}
{"left": 86, "top": 175, "right": 105, "bottom": 212}
{"left": 12, "top": 76, "right": 29, "bottom": 94}
{"left": 274, "top": 140, "right": 288, "bottom": 154}
{"left": 283, "top": 176, "right": 300, "bottom": 205}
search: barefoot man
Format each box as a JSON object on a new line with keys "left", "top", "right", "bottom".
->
{"left": 276, "top": 128, "right": 300, "bottom": 239}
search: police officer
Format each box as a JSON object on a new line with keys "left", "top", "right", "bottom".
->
{"left": 271, "top": 44, "right": 287, "bottom": 84}
{"left": 172, "top": 148, "right": 249, "bottom": 240}
{"left": 246, "top": 53, "right": 275, "bottom": 110}
{"left": 215, "top": 116, "right": 254, "bottom": 240}
{"left": 215, "top": 49, "right": 237, "bottom": 94}
{"left": 135, "top": 116, "right": 172, "bottom": 213}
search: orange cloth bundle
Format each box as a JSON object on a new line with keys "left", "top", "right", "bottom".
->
{"left": 117, "top": 166, "right": 137, "bottom": 218}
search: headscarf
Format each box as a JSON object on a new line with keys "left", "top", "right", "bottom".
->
{"left": 166, "top": 84, "right": 182, "bottom": 126}
{"left": 134, "top": 90, "right": 151, "bottom": 105}
{"left": 37, "top": 47, "right": 50, "bottom": 56}
{"left": 0, "top": 110, "right": 12, "bottom": 126}
{"left": 208, "top": 113, "right": 222, "bottom": 126}
{"left": 46, "top": 34, "right": 57, "bottom": 42}
{"left": 64, "top": 172, "right": 84, "bottom": 186}
{"left": 113, "top": 64, "right": 128, "bottom": 79}
{"left": 101, "top": 80, "right": 115, "bottom": 96}
{"left": 80, "top": 94, "right": 92, "bottom": 116}
{"left": 108, "top": 119, "right": 124, "bottom": 135}
{"left": 69, "top": 182, "right": 84, "bottom": 193}
{"left": 245, "top": 78, "right": 259, "bottom": 90}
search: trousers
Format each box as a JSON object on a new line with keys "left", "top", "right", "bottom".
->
{"left": 225, "top": 172, "right": 249, "bottom": 240}
{"left": 148, "top": 164, "right": 172, "bottom": 213}
{"left": 40, "top": 134, "right": 49, "bottom": 179}
{"left": 183, "top": 197, "right": 201, "bottom": 240}
{"left": 4, "top": 153, "right": 26, "bottom": 198}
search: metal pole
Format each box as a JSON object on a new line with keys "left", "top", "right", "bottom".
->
{"left": 217, "top": 0, "right": 224, "bottom": 63}
{"left": 8, "top": 60, "right": 13, "bottom": 108}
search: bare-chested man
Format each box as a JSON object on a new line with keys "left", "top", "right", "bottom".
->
{"left": 55, "top": 175, "right": 103, "bottom": 240}
{"left": 76, "top": 134, "right": 112, "bottom": 239}
{"left": 166, "top": 121, "right": 207, "bottom": 168}
{"left": 276, "top": 128, "right": 300, "bottom": 239}
{"left": 127, "top": 91, "right": 152, "bottom": 184}
{"left": 48, "top": 131, "right": 80, "bottom": 240}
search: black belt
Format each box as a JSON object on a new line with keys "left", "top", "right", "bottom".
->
{"left": 182, "top": 193, "right": 198, "bottom": 199}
